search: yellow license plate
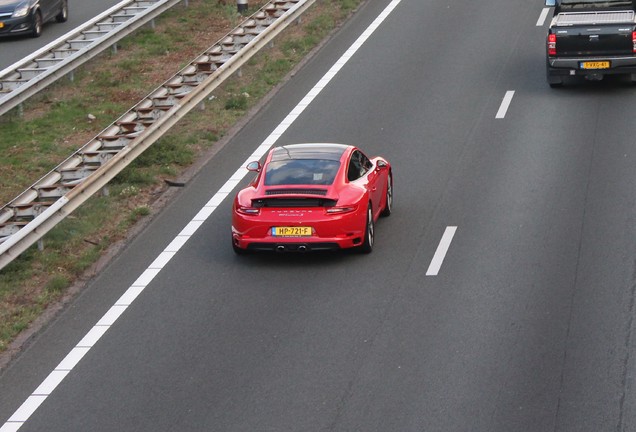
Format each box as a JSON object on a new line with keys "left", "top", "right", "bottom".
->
{"left": 272, "top": 226, "right": 312, "bottom": 237}
{"left": 580, "top": 61, "right": 610, "bottom": 69}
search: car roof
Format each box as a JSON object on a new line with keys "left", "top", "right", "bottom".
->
{"left": 270, "top": 143, "right": 350, "bottom": 162}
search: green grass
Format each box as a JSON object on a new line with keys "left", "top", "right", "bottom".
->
{"left": 129, "top": 206, "right": 151, "bottom": 223}
{"left": 1, "top": 99, "right": 91, "bottom": 149}
{"left": 225, "top": 93, "right": 250, "bottom": 110}
{"left": 45, "top": 275, "right": 70, "bottom": 294}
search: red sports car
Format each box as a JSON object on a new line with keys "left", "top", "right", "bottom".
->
{"left": 232, "top": 143, "right": 392, "bottom": 254}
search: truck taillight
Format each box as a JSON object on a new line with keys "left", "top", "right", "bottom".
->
{"left": 632, "top": 31, "right": 636, "bottom": 53}
{"left": 548, "top": 34, "right": 557, "bottom": 56}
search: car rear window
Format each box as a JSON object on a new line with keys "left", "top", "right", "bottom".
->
{"left": 265, "top": 159, "right": 340, "bottom": 186}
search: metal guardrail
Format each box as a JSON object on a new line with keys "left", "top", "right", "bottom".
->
{"left": 0, "top": 0, "right": 315, "bottom": 271}
{"left": 0, "top": 0, "right": 185, "bottom": 118}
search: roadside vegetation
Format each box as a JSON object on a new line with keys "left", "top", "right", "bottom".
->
{"left": 0, "top": 0, "right": 363, "bottom": 356}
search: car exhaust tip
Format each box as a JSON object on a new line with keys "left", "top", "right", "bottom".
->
{"left": 276, "top": 245, "right": 285, "bottom": 252}
{"left": 298, "top": 245, "right": 307, "bottom": 252}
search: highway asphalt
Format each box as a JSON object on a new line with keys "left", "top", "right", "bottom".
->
{"left": 3, "top": 0, "right": 636, "bottom": 430}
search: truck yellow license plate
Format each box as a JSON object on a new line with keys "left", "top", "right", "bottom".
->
{"left": 272, "top": 227, "right": 312, "bottom": 237}
{"left": 580, "top": 61, "right": 610, "bottom": 69}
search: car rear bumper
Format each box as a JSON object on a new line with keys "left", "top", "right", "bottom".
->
{"left": 232, "top": 227, "right": 366, "bottom": 252}
{"left": 231, "top": 209, "right": 367, "bottom": 252}
{"left": 547, "top": 55, "right": 636, "bottom": 76}
{"left": 245, "top": 242, "right": 342, "bottom": 252}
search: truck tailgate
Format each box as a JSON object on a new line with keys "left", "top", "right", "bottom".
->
{"left": 553, "top": 11, "right": 634, "bottom": 56}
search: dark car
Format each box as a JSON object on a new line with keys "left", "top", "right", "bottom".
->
{"left": 0, "top": 0, "right": 68, "bottom": 38}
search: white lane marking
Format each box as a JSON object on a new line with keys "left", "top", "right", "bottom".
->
{"left": 536, "top": 8, "right": 550, "bottom": 26}
{"left": 33, "top": 371, "right": 69, "bottom": 396}
{"left": 55, "top": 347, "right": 91, "bottom": 371}
{"left": 148, "top": 251, "right": 176, "bottom": 270}
{"left": 495, "top": 90, "right": 515, "bottom": 119}
{"left": 0, "top": 423, "right": 20, "bottom": 432}
{"left": 426, "top": 226, "right": 457, "bottom": 276}
{"left": 0, "top": 1, "right": 404, "bottom": 431}
{"left": 6, "top": 396, "right": 47, "bottom": 423}
{"left": 95, "top": 305, "right": 128, "bottom": 327}
{"left": 115, "top": 285, "right": 145, "bottom": 306}
{"left": 76, "top": 326, "right": 110, "bottom": 348}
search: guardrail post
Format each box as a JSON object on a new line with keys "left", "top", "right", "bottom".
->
{"left": 237, "top": 0, "right": 248, "bottom": 14}
{"left": 37, "top": 239, "right": 44, "bottom": 251}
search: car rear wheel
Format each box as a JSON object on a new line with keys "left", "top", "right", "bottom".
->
{"left": 31, "top": 11, "right": 42, "bottom": 38}
{"left": 359, "top": 203, "right": 374, "bottom": 254}
{"left": 380, "top": 172, "right": 392, "bottom": 217}
{"left": 56, "top": 0, "right": 68, "bottom": 23}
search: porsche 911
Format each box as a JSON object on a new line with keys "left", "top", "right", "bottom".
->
{"left": 231, "top": 143, "right": 392, "bottom": 254}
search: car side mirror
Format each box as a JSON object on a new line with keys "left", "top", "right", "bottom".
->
{"left": 376, "top": 160, "right": 388, "bottom": 169}
{"left": 545, "top": 0, "right": 556, "bottom": 6}
{"left": 246, "top": 161, "right": 261, "bottom": 172}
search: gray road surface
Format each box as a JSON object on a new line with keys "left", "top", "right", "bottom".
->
{"left": 2, "top": 0, "right": 636, "bottom": 431}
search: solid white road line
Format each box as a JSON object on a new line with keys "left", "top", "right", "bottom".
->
{"left": 426, "top": 226, "right": 457, "bottom": 276}
{"left": 495, "top": 90, "right": 515, "bottom": 119}
{"left": 536, "top": 8, "right": 550, "bottom": 26}
{"left": 0, "top": 1, "right": 404, "bottom": 431}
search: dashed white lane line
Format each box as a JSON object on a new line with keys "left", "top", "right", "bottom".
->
{"left": 536, "top": 7, "right": 550, "bottom": 26}
{"left": 426, "top": 226, "right": 457, "bottom": 276}
{"left": 0, "top": 1, "right": 404, "bottom": 431}
{"left": 495, "top": 90, "right": 515, "bottom": 119}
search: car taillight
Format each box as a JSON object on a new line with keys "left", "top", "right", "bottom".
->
{"left": 632, "top": 31, "right": 636, "bottom": 53}
{"left": 236, "top": 206, "right": 260, "bottom": 216}
{"left": 548, "top": 34, "right": 557, "bottom": 56}
{"left": 326, "top": 206, "right": 357, "bottom": 215}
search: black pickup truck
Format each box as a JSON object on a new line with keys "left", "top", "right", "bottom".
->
{"left": 545, "top": 0, "right": 636, "bottom": 86}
